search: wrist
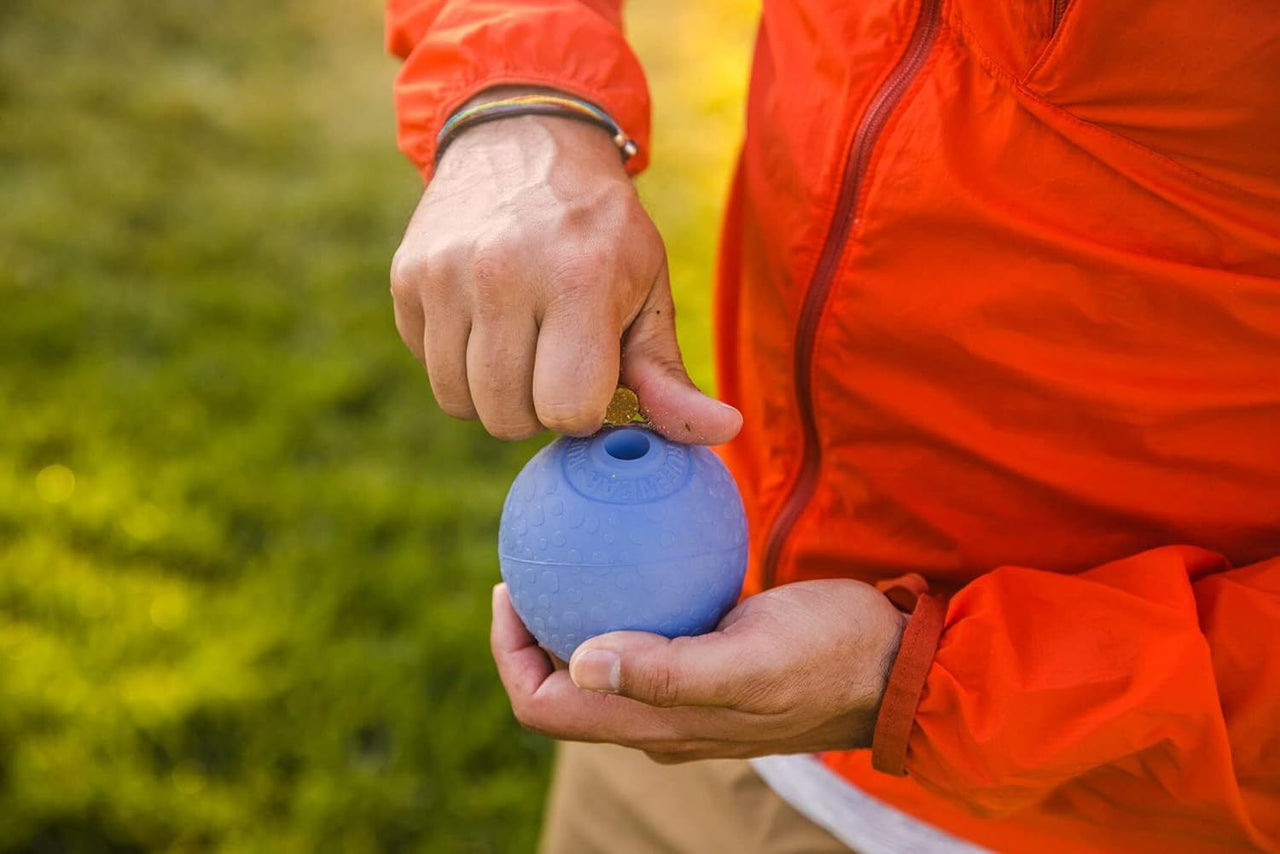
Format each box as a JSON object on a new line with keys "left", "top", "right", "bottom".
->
{"left": 849, "top": 604, "right": 908, "bottom": 748}
{"left": 434, "top": 112, "right": 631, "bottom": 187}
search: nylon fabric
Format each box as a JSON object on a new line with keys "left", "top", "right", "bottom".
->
{"left": 387, "top": 0, "right": 1280, "bottom": 849}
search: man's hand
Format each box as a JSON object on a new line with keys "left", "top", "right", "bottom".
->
{"left": 390, "top": 107, "right": 741, "bottom": 443}
{"left": 490, "top": 580, "right": 907, "bottom": 762}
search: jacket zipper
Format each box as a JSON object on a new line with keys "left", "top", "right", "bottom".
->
{"left": 758, "top": 0, "right": 942, "bottom": 589}
{"left": 1051, "top": 0, "right": 1069, "bottom": 34}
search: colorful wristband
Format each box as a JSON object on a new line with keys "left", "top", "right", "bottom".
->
{"left": 435, "top": 94, "right": 639, "bottom": 167}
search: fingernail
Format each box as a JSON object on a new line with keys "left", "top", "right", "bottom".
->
{"left": 570, "top": 649, "right": 621, "bottom": 693}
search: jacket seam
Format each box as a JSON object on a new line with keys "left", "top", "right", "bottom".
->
{"left": 946, "top": 5, "right": 1244, "bottom": 198}
{"left": 1025, "top": 0, "right": 1082, "bottom": 80}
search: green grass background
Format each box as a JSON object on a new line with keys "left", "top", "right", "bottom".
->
{"left": 0, "top": 0, "right": 754, "bottom": 850}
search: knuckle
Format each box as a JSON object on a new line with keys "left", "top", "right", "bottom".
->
{"left": 394, "top": 244, "right": 460, "bottom": 305}
{"left": 639, "top": 664, "right": 682, "bottom": 708}
{"left": 429, "top": 244, "right": 466, "bottom": 290}
{"left": 653, "top": 353, "right": 691, "bottom": 384}
{"left": 389, "top": 248, "right": 424, "bottom": 298}
{"left": 547, "top": 251, "right": 609, "bottom": 299}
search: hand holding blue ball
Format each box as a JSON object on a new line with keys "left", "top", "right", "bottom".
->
{"left": 498, "top": 426, "right": 749, "bottom": 661}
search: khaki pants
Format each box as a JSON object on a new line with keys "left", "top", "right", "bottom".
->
{"left": 539, "top": 742, "right": 851, "bottom": 853}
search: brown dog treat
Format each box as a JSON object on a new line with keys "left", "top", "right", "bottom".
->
{"left": 603, "top": 385, "right": 641, "bottom": 426}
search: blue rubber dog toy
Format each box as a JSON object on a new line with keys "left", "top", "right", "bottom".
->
{"left": 498, "top": 426, "right": 748, "bottom": 661}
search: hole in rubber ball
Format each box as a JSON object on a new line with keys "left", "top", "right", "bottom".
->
{"left": 603, "top": 429, "right": 651, "bottom": 461}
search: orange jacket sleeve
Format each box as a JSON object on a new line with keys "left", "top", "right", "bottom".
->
{"left": 385, "top": 0, "right": 650, "bottom": 179}
{"left": 875, "top": 545, "right": 1279, "bottom": 849}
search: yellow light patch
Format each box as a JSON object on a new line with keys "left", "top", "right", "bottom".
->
{"left": 122, "top": 503, "right": 168, "bottom": 542}
{"left": 149, "top": 589, "right": 188, "bottom": 631}
{"left": 35, "top": 465, "right": 75, "bottom": 503}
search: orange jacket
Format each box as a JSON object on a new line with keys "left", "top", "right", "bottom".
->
{"left": 387, "top": 1, "right": 1280, "bottom": 850}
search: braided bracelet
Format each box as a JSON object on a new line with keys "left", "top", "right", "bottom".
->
{"left": 435, "top": 94, "right": 640, "bottom": 167}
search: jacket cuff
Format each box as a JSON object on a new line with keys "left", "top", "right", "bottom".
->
{"left": 871, "top": 592, "right": 947, "bottom": 776}
{"left": 388, "top": 4, "right": 651, "bottom": 182}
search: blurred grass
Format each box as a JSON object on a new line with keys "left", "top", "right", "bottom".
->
{"left": 0, "top": 0, "right": 754, "bottom": 850}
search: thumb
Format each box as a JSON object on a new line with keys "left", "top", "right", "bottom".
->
{"left": 620, "top": 262, "right": 742, "bottom": 445}
{"left": 568, "top": 630, "right": 749, "bottom": 708}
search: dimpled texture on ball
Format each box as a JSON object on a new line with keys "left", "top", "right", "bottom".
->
{"left": 498, "top": 427, "right": 748, "bottom": 661}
